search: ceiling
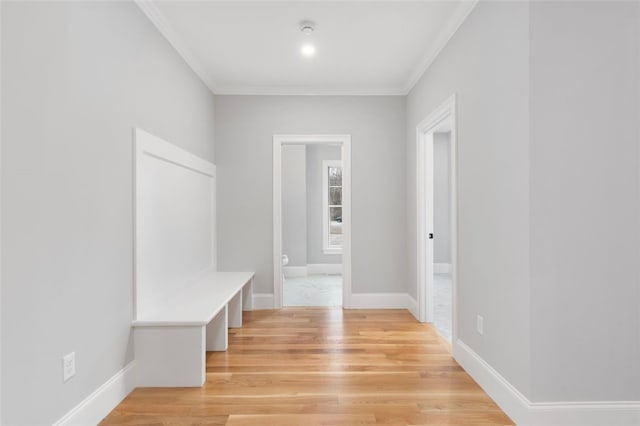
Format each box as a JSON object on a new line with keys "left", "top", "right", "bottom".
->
{"left": 136, "top": 1, "right": 478, "bottom": 95}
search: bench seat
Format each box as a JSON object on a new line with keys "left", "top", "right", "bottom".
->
{"left": 132, "top": 271, "right": 254, "bottom": 387}
{"left": 133, "top": 271, "right": 254, "bottom": 326}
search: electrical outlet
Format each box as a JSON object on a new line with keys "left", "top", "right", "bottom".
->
{"left": 476, "top": 315, "right": 484, "bottom": 335}
{"left": 63, "top": 352, "right": 76, "bottom": 382}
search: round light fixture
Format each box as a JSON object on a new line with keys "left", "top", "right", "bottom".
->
{"left": 300, "top": 20, "right": 316, "bottom": 58}
{"left": 301, "top": 44, "right": 316, "bottom": 57}
{"left": 300, "top": 20, "right": 315, "bottom": 35}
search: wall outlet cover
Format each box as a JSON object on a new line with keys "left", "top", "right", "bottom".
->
{"left": 476, "top": 315, "right": 484, "bottom": 335}
{"left": 63, "top": 352, "right": 76, "bottom": 382}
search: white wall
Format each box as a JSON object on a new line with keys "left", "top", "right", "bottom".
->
{"left": 529, "top": 1, "right": 640, "bottom": 402}
{"left": 306, "top": 144, "right": 342, "bottom": 265}
{"left": 433, "top": 132, "right": 451, "bottom": 265}
{"left": 1, "top": 2, "right": 216, "bottom": 424}
{"left": 215, "top": 96, "right": 405, "bottom": 295}
{"left": 406, "top": 1, "right": 531, "bottom": 397}
{"left": 282, "top": 145, "right": 307, "bottom": 267}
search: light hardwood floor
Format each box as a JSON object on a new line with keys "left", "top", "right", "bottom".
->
{"left": 101, "top": 308, "right": 513, "bottom": 425}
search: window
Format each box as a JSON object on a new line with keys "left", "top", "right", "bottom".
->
{"left": 322, "top": 160, "right": 343, "bottom": 254}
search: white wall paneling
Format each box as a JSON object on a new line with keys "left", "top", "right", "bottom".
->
{"left": 134, "top": 128, "right": 216, "bottom": 319}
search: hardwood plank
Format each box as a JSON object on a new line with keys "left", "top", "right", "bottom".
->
{"left": 101, "top": 308, "right": 513, "bottom": 425}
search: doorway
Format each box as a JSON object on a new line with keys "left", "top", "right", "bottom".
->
{"left": 273, "top": 135, "right": 352, "bottom": 309}
{"left": 416, "top": 95, "right": 457, "bottom": 344}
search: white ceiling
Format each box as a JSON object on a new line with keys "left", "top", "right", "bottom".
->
{"left": 136, "top": 1, "right": 478, "bottom": 95}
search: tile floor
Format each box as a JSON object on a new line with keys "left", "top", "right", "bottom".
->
{"left": 283, "top": 274, "right": 342, "bottom": 307}
{"left": 434, "top": 273, "right": 452, "bottom": 341}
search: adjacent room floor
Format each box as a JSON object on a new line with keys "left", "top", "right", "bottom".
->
{"left": 102, "top": 308, "right": 513, "bottom": 425}
{"left": 434, "top": 272, "right": 452, "bottom": 341}
{"left": 283, "top": 274, "right": 342, "bottom": 307}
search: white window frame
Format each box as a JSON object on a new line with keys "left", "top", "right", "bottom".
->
{"left": 322, "top": 160, "right": 343, "bottom": 254}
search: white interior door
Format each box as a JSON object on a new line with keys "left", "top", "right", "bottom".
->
{"left": 424, "top": 133, "right": 435, "bottom": 323}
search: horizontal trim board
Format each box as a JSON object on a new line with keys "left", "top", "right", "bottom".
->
{"left": 307, "top": 263, "right": 342, "bottom": 275}
{"left": 53, "top": 361, "right": 136, "bottom": 426}
{"left": 349, "top": 293, "right": 409, "bottom": 310}
{"left": 215, "top": 85, "right": 407, "bottom": 96}
{"left": 453, "top": 339, "right": 640, "bottom": 425}
{"left": 434, "top": 263, "right": 452, "bottom": 274}
{"left": 531, "top": 402, "right": 640, "bottom": 426}
{"left": 283, "top": 266, "right": 308, "bottom": 278}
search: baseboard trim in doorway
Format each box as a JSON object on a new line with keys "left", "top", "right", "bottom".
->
{"left": 283, "top": 266, "right": 308, "bottom": 278}
{"left": 453, "top": 339, "right": 640, "bottom": 425}
{"left": 349, "top": 293, "right": 410, "bottom": 309}
{"left": 407, "top": 295, "right": 419, "bottom": 319}
{"left": 434, "top": 263, "right": 452, "bottom": 274}
{"left": 252, "top": 293, "right": 275, "bottom": 309}
{"left": 307, "top": 263, "right": 342, "bottom": 275}
{"left": 53, "top": 361, "right": 136, "bottom": 426}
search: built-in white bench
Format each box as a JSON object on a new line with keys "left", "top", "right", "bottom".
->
{"left": 132, "top": 129, "right": 255, "bottom": 388}
{"left": 133, "top": 271, "right": 254, "bottom": 387}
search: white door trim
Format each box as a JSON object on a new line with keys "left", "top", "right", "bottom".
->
{"left": 416, "top": 94, "right": 458, "bottom": 342}
{"left": 273, "top": 135, "right": 352, "bottom": 309}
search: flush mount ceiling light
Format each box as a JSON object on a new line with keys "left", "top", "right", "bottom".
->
{"left": 301, "top": 44, "right": 316, "bottom": 57}
{"left": 300, "top": 20, "right": 316, "bottom": 58}
{"left": 300, "top": 20, "right": 315, "bottom": 35}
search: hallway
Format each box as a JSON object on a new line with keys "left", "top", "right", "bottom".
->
{"left": 102, "top": 308, "right": 513, "bottom": 425}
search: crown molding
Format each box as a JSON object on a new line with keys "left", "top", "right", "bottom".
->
{"left": 401, "top": 0, "right": 479, "bottom": 95}
{"left": 214, "top": 84, "right": 406, "bottom": 96}
{"left": 136, "top": 0, "right": 478, "bottom": 97}
{"left": 134, "top": 0, "right": 219, "bottom": 93}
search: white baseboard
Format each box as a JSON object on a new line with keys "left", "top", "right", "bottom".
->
{"left": 53, "top": 361, "right": 136, "bottom": 426}
{"left": 530, "top": 401, "right": 640, "bottom": 426}
{"left": 252, "top": 293, "right": 275, "bottom": 309}
{"left": 283, "top": 266, "right": 307, "bottom": 278}
{"left": 407, "top": 295, "right": 419, "bottom": 320}
{"left": 349, "top": 293, "right": 410, "bottom": 309}
{"left": 307, "top": 263, "right": 342, "bottom": 275}
{"left": 453, "top": 339, "right": 640, "bottom": 425}
{"left": 434, "top": 263, "right": 452, "bottom": 274}
{"left": 453, "top": 339, "right": 529, "bottom": 424}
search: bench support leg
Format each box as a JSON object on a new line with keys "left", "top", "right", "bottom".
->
{"left": 206, "top": 306, "right": 228, "bottom": 351}
{"left": 134, "top": 326, "right": 205, "bottom": 387}
{"left": 228, "top": 291, "right": 243, "bottom": 328}
{"left": 242, "top": 278, "right": 253, "bottom": 311}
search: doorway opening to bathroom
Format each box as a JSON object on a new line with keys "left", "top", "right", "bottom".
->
{"left": 416, "top": 95, "right": 458, "bottom": 345}
{"left": 273, "top": 135, "right": 352, "bottom": 309}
